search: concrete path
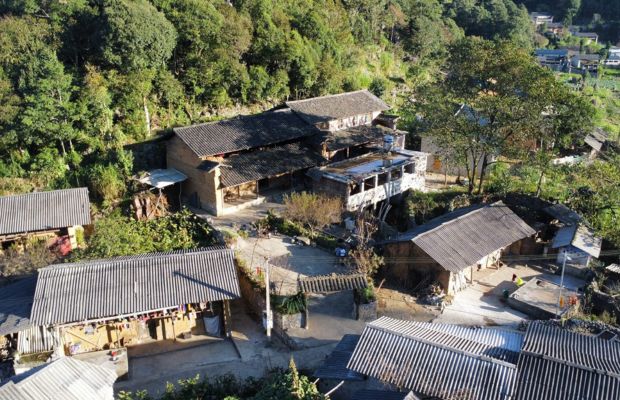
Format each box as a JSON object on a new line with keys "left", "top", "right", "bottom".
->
{"left": 114, "top": 300, "right": 339, "bottom": 397}
{"left": 434, "top": 263, "right": 586, "bottom": 327}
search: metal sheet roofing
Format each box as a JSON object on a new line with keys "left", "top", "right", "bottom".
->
{"left": 30, "top": 247, "right": 240, "bottom": 325}
{"left": 286, "top": 90, "right": 389, "bottom": 125}
{"left": 351, "top": 390, "right": 419, "bottom": 400}
{"left": 347, "top": 317, "right": 519, "bottom": 400}
{"left": 5, "top": 357, "right": 117, "bottom": 400}
{"left": 516, "top": 322, "right": 620, "bottom": 400}
{"left": 544, "top": 204, "right": 582, "bottom": 225}
{"left": 0, "top": 381, "right": 31, "bottom": 400}
{"left": 0, "top": 277, "right": 37, "bottom": 336}
{"left": 137, "top": 168, "right": 187, "bottom": 189}
{"left": 584, "top": 129, "right": 608, "bottom": 152}
{"left": 298, "top": 274, "right": 368, "bottom": 293}
{"left": 313, "top": 334, "right": 365, "bottom": 381}
{"left": 0, "top": 188, "right": 91, "bottom": 237}
{"left": 173, "top": 109, "right": 317, "bottom": 157}
{"left": 397, "top": 202, "right": 536, "bottom": 273}
{"left": 17, "top": 325, "right": 60, "bottom": 355}
{"left": 551, "top": 224, "right": 602, "bottom": 257}
{"left": 218, "top": 143, "right": 325, "bottom": 188}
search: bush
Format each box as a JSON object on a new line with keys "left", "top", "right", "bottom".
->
{"left": 0, "top": 238, "right": 58, "bottom": 276}
{"left": 273, "top": 292, "right": 306, "bottom": 315}
{"left": 282, "top": 192, "right": 342, "bottom": 235}
{"left": 88, "top": 164, "right": 126, "bottom": 204}
{"left": 72, "top": 208, "right": 215, "bottom": 260}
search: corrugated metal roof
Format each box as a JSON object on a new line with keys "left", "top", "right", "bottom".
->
{"left": 173, "top": 109, "right": 317, "bottom": 157}
{"left": 0, "top": 188, "right": 91, "bottom": 236}
{"left": 286, "top": 90, "right": 389, "bottom": 125}
{"left": 6, "top": 357, "right": 117, "bottom": 400}
{"left": 313, "top": 334, "right": 365, "bottom": 381}
{"left": 397, "top": 202, "right": 536, "bottom": 273}
{"left": 606, "top": 264, "right": 620, "bottom": 274}
{"left": 137, "top": 168, "right": 187, "bottom": 189}
{"left": 219, "top": 143, "right": 325, "bottom": 188}
{"left": 298, "top": 274, "right": 368, "bottom": 293}
{"left": 0, "top": 381, "right": 31, "bottom": 400}
{"left": 351, "top": 390, "right": 419, "bottom": 400}
{"left": 347, "top": 317, "right": 519, "bottom": 400}
{"left": 30, "top": 247, "right": 240, "bottom": 325}
{"left": 516, "top": 322, "right": 620, "bottom": 400}
{"left": 0, "top": 277, "right": 37, "bottom": 336}
{"left": 551, "top": 224, "right": 602, "bottom": 257}
{"left": 17, "top": 325, "right": 60, "bottom": 355}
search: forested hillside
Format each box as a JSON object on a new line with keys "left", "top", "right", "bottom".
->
{"left": 0, "top": 0, "right": 618, "bottom": 247}
{"left": 0, "top": 0, "right": 536, "bottom": 196}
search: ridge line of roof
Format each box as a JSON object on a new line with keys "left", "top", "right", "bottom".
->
{"left": 0, "top": 187, "right": 88, "bottom": 200}
{"left": 40, "top": 247, "right": 232, "bottom": 271}
{"left": 365, "top": 319, "right": 517, "bottom": 368}
{"left": 286, "top": 89, "right": 371, "bottom": 104}
{"left": 411, "top": 202, "right": 502, "bottom": 241}
{"left": 520, "top": 350, "right": 620, "bottom": 379}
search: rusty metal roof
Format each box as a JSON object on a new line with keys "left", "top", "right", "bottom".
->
{"left": 0, "top": 188, "right": 91, "bottom": 236}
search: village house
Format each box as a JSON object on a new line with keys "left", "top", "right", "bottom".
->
{"left": 570, "top": 52, "right": 600, "bottom": 73}
{"left": 0, "top": 188, "right": 91, "bottom": 252}
{"left": 308, "top": 146, "right": 427, "bottom": 212}
{"left": 603, "top": 47, "right": 620, "bottom": 68}
{"left": 0, "top": 247, "right": 240, "bottom": 369}
{"left": 167, "top": 90, "right": 420, "bottom": 216}
{"left": 383, "top": 202, "right": 536, "bottom": 295}
{"left": 544, "top": 203, "right": 602, "bottom": 272}
{"left": 326, "top": 317, "right": 620, "bottom": 400}
{"left": 570, "top": 30, "right": 599, "bottom": 44}
{"left": 529, "top": 12, "right": 554, "bottom": 26}
{"left": 534, "top": 48, "right": 570, "bottom": 71}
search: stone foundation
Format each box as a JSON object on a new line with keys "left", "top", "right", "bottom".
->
{"left": 354, "top": 301, "right": 378, "bottom": 321}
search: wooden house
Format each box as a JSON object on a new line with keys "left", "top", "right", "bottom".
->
{"left": 383, "top": 202, "right": 536, "bottom": 295}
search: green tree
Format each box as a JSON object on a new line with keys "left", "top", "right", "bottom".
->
{"left": 99, "top": 0, "right": 177, "bottom": 71}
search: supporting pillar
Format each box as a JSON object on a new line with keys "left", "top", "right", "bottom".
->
{"left": 223, "top": 300, "right": 233, "bottom": 338}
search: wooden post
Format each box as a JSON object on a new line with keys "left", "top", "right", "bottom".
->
{"left": 304, "top": 293, "right": 309, "bottom": 330}
{"left": 223, "top": 300, "right": 233, "bottom": 338}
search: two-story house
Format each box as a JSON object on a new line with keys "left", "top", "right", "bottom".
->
{"left": 167, "top": 90, "right": 427, "bottom": 216}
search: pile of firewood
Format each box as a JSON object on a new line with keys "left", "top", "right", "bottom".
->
{"left": 132, "top": 191, "right": 169, "bottom": 220}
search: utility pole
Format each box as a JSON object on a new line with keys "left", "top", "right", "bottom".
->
{"left": 264, "top": 258, "right": 272, "bottom": 341}
{"left": 556, "top": 252, "right": 570, "bottom": 317}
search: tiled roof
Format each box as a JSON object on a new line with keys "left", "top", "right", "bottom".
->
{"left": 395, "top": 202, "right": 536, "bottom": 272}
{"left": 0, "top": 188, "right": 91, "bottom": 236}
{"left": 551, "top": 224, "right": 602, "bottom": 257}
{"left": 219, "top": 143, "right": 325, "bottom": 188}
{"left": 298, "top": 274, "right": 368, "bottom": 293}
{"left": 322, "top": 125, "right": 388, "bottom": 151}
{"left": 515, "top": 322, "right": 620, "bottom": 400}
{"left": 313, "top": 334, "right": 365, "bottom": 381}
{"left": 173, "top": 109, "right": 317, "bottom": 157}
{"left": 0, "top": 277, "right": 37, "bottom": 336}
{"left": 286, "top": 90, "right": 389, "bottom": 125}
{"left": 347, "top": 317, "right": 520, "bottom": 400}
{"left": 3, "top": 357, "right": 117, "bottom": 400}
{"left": 30, "top": 247, "right": 240, "bottom": 325}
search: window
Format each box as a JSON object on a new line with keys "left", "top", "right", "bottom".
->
{"left": 405, "top": 163, "right": 415, "bottom": 174}
{"left": 390, "top": 168, "right": 402, "bottom": 181}
{"left": 377, "top": 172, "right": 388, "bottom": 186}
{"left": 350, "top": 182, "right": 361, "bottom": 195}
{"left": 364, "top": 176, "right": 376, "bottom": 189}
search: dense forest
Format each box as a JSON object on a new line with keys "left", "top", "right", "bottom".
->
{"left": 0, "top": 0, "right": 618, "bottom": 248}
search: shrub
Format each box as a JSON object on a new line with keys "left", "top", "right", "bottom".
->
{"left": 273, "top": 292, "right": 306, "bottom": 315}
{"left": 282, "top": 192, "right": 341, "bottom": 235}
{"left": 88, "top": 163, "right": 125, "bottom": 204}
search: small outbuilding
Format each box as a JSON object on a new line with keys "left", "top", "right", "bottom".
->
{"left": 0, "top": 188, "right": 91, "bottom": 251}
{"left": 383, "top": 202, "right": 536, "bottom": 295}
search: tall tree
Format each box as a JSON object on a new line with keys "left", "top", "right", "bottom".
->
{"left": 418, "top": 37, "right": 590, "bottom": 194}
